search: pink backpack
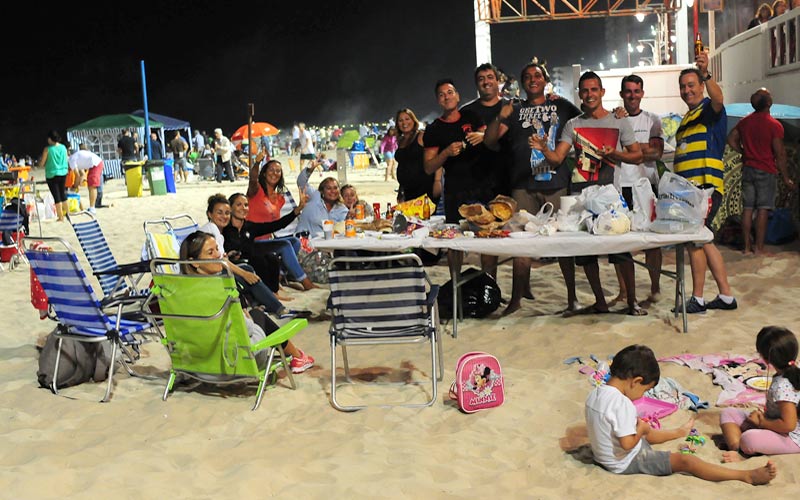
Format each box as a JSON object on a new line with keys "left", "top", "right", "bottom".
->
{"left": 449, "top": 352, "right": 505, "bottom": 413}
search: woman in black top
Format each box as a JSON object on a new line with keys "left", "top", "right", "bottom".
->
{"left": 395, "top": 108, "right": 442, "bottom": 203}
{"left": 223, "top": 192, "right": 315, "bottom": 292}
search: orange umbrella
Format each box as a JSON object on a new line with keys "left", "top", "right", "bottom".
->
{"left": 231, "top": 122, "right": 280, "bottom": 143}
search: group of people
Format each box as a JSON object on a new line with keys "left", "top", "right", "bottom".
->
{"left": 389, "top": 49, "right": 755, "bottom": 318}
{"left": 585, "top": 324, "right": 799, "bottom": 486}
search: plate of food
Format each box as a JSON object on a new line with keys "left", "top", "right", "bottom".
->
{"left": 744, "top": 376, "right": 772, "bottom": 391}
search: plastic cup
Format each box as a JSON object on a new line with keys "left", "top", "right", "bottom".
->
{"left": 323, "top": 219, "right": 334, "bottom": 240}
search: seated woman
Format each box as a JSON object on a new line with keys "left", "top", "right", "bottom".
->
{"left": 246, "top": 155, "right": 317, "bottom": 289}
{"left": 340, "top": 184, "right": 375, "bottom": 219}
{"left": 296, "top": 166, "right": 348, "bottom": 237}
{"left": 179, "top": 231, "right": 314, "bottom": 373}
{"left": 199, "top": 194, "right": 298, "bottom": 313}
{"left": 225, "top": 192, "right": 317, "bottom": 291}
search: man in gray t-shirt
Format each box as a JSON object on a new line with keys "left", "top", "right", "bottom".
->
{"left": 532, "top": 71, "right": 644, "bottom": 317}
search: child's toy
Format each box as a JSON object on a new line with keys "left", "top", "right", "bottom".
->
{"left": 679, "top": 429, "right": 707, "bottom": 454}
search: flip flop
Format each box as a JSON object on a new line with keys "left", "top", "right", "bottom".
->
{"left": 626, "top": 305, "right": 649, "bottom": 316}
{"left": 562, "top": 304, "right": 610, "bottom": 318}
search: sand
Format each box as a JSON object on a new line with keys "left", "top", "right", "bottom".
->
{"left": 1, "top": 158, "right": 799, "bottom": 498}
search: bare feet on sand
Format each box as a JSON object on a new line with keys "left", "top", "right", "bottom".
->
{"left": 638, "top": 292, "right": 661, "bottom": 308}
{"left": 679, "top": 417, "right": 696, "bottom": 436}
{"left": 276, "top": 292, "right": 294, "bottom": 302}
{"left": 624, "top": 304, "right": 648, "bottom": 316}
{"left": 746, "top": 460, "right": 777, "bottom": 485}
{"left": 722, "top": 451, "right": 745, "bottom": 463}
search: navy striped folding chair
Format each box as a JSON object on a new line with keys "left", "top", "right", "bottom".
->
{"left": 26, "top": 237, "right": 156, "bottom": 402}
{"left": 0, "top": 205, "right": 27, "bottom": 271}
{"left": 68, "top": 211, "right": 148, "bottom": 298}
{"left": 161, "top": 213, "right": 198, "bottom": 246}
{"left": 327, "top": 253, "right": 442, "bottom": 411}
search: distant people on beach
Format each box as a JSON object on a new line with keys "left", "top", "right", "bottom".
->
{"left": 298, "top": 122, "right": 316, "bottom": 171}
{"left": 213, "top": 128, "right": 234, "bottom": 183}
{"left": 726, "top": 87, "right": 794, "bottom": 255}
{"left": 749, "top": 3, "right": 773, "bottom": 29}
{"left": 117, "top": 128, "right": 138, "bottom": 163}
{"left": 380, "top": 127, "right": 398, "bottom": 181}
{"left": 67, "top": 143, "right": 104, "bottom": 214}
{"left": 147, "top": 131, "right": 163, "bottom": 160}
{"left": 39, "top": 130, "right": 69, "bottom": 222}
{"left": 170, "top": 131, "right": 189, "bottom": 184}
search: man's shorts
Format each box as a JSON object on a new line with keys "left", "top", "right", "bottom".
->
{"left": 87, "top": 162, "right": 103, "bottom": 188}
{"left": 700, "top": 185, "right": 723, "bottom": 231}
{"left": 620, "top": 440, "right": 673, "bottom": 476}
{"left": 300, "top": 153, "right": 316, "bottom": 161}
{"left": 511, "top": 187, "right": 567, "bottom": 213}
{"left": 741, "top": 167, "right": 777, "bottom": 210}
{"left": 174, "top": 158, "right": 187, "bottom": 172}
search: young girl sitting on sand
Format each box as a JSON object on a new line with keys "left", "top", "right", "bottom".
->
{"left": 720, "top": 326, "right": 800, "bottom": 460}
{"left": 180, "top": 230, "right": 314, "bottom": 374}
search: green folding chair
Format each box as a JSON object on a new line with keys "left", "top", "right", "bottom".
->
{"left": 142, "top": 259, "right": 307, "bottom": 410}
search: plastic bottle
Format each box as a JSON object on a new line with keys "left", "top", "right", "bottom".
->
{"left": 530, "top": 128, "right": 551, "bottom": 182}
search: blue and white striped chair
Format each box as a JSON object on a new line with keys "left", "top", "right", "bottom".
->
{"left": 68, "top": 211, "right": 148, "bottom": 298}
{"left": 0, "top": 206, "right": 26, "bottom": 271}
{"left": 327, "top": 253, "right": 442, "bottom": 411}
{"left": 27, "top": 237, "right": 155, "bottom": 402}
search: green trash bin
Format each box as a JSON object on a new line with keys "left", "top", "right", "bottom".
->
{"left": 123, "top": 161, "right": 145, "bottom": 198}
{"left": 144, "top": 160, "right": 167, "bottom": 196}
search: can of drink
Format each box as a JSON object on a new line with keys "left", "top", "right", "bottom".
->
{"left": 354, "top": 204, "right": 365, "bottom": 220}
{"left": 373, "top": 203, "right": 382, "bottom": 220}
{"left": 345, "top": 219, "right": 356, "bottom": 237}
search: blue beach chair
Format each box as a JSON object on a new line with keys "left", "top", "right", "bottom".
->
{"left": 68, "top": 210, "right": 149, "bottom": 299}
{"left": 26, "top": 237, "right": 157, "bottom": 402}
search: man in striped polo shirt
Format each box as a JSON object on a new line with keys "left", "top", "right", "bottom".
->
{"left": 673, "top": 51, "right": 737, "bottom": 314}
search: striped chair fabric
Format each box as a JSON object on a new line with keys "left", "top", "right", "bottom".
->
{"left": 27, "top": 249, "right": 149, "bottom": 340}
{"left": 71, "top": 218, "right": 126, "bottom": 297}
{"left": 171, "top": 223, "right": 198, "bottom": 246}
{"left": 0, "top": 208, "right": 23, "bottom": 233}
{"left": 328, "top": 262, "right": 430, "bottom": 338}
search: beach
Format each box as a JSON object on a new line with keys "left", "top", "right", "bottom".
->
{"left": 1, "top": 159, "right": 799, "bottom": 499}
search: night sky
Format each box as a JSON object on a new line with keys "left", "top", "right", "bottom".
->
{"left": 1, "top": 0, "right": 610, "bottom": 159}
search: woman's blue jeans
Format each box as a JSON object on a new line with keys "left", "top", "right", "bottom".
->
{"left": 235, "top": 263, "right": 283, "bottom": 313}
{"left": 256, "top": 236, "right": 307, "bottom": 282}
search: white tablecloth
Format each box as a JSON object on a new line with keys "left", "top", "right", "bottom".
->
{"left": 311, "top": 228, "right": 713, "bottom": 258}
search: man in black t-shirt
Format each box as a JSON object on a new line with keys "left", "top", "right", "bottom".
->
{"left": 423, "top": 78, "right": 498, "bottom": 281}
{"left": 485, "top": 62, "right": 581, "bottom": 315}
{"left": 117, "top": 129, "right": 138, "bottom": 161}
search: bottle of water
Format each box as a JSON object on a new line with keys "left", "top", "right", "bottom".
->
{"left": 531, "top": 128, "right": 551, "bottom": 182}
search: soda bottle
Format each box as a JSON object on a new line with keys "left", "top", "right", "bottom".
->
{"left": 386, "top": 202, "right": 393, "bottom": 218}
{"left": 694, "top": 32, "right": 703, "bottom": 58}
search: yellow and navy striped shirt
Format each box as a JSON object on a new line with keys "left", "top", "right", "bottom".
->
{"left": 674, "top": 97, "right": 727, "bottom": 194}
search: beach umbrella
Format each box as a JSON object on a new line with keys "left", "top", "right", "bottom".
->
{"left": 230, "top": 122, "right": 280, "bottom": 143}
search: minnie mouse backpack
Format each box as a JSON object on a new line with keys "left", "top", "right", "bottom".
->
{"left": 449, "top": 352, "right": 505, "bottom": 413}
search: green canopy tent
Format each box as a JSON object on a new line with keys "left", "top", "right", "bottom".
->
{"left": 67, "top": 114, "right": 165, "bottom": 179}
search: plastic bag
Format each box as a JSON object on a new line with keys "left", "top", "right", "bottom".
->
{"left": 650, "top": 172, "right": 709, "bottom": 234}
{"left": 578, "top": 184, "right": 628, "bottom": 216}
{"left": 593, "top": 210, "right": 632, "bottom": 235}
{"left": 438, "top": 268, "right": 501, "bottom": 319}
{"left": 523, "top": 202, "right": 557, "bottom": 235}
{"left": 630, "top": 178, "right": 656, "bottom": 231}
{"left": 557, "top": 210, "right": 593, "bottom": 232}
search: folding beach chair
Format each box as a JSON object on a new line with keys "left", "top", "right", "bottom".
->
{"left": 142, "top": 259, "right": 308, "bottom": 410}
{"left": 327, "top": 253, "right": 442, "bottom": 411}
{"left": 26, "top": 237, "right": 157, "bottom": 402}
{"left": 143, "top": 219, "right": 181, "bottom": 274}
{"left": 68, "top": 210, "right": 149, "bottom": 299}
{"left": 0, "top": 204, "right": 26, "bottom": 271}
{"left": 160, "top": 213, "right": 198, "bottom": 246}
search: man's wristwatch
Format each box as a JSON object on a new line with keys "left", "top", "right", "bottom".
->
{"left": 702, "top": 72, "right": 712, "bottom": 81}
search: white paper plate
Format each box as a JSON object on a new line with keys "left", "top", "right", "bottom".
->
{"left": 744, "top": 376, "right": 771, "bottom": 391}
{"left": 381, "top": 233, "right": 409, "bottom": 240}
{"left": 508, "top": 231, "right": 537, "bottom": 239}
